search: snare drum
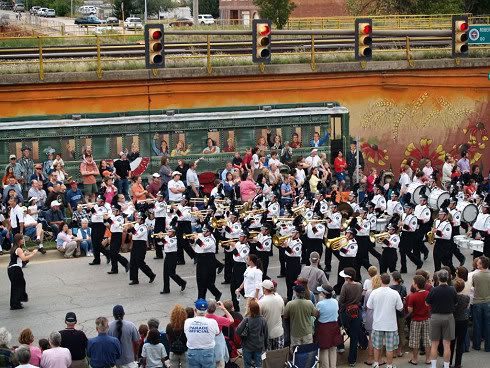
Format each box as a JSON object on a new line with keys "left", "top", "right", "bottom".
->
{"left": 456, "top": 201, "right": 479, "bottom": 223}
{"left": 428, "top": 188, "right": 450, "bottom": 210}
{"left": 376, "top": 218, "right": 389, "bottom": 232}
{"left": 453, "top": 235, "right": 467, "bottom": 246}
{"left": 459, "top": 237, "right": 470, "bottom": 249}
{"left": 407, "top": 183, "right": 431, "bottom": 205}
{"left": 469, "top": 240, "right": 484, "bottom": 252}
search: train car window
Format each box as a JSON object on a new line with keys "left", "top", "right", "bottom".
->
{"left": 331, "top": 116, "right": 342, "bottom": 140}
{"left": 202, "top": 130, "right": 220, "bottom": 154}
{"left": 170, "top": 133, "right": 190, "bottom": 157}
{"left": 92, "top": 137, "right": 110, "bottom": 159}
{"left": 38, "top": 140, "right": 61, "bottom": 161}
{"left": 222, "top": 130, "right": 235, "bottom": 153}
{"left": 235, "top": 128, "right": 255, "bottom": 151}
{"left": 152, "top": 133, "right": 169, "bottom": 156}
{"left": 61, "top": 138, "right": 76, "bottom": 161}
{"left": 255, "top": 128, "right": 268, "bottom": 151}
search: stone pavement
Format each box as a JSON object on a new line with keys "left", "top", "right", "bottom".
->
{"left": 1, "top": 246, "right": 489, "bottom": 367}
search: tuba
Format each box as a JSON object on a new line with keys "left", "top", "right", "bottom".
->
{"left": 370, "top": 232, "right": 390, "bottom": 243}
{"left": 324, "top": 236, "right": 348, "bottom": 250}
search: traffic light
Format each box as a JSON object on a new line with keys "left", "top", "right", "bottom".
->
{"left": 355, "top": 18, "right": 373, "bottom": 61}
{"left": 145, "top": 24, "right": 164, "bottom": 69}
{"left": 452, "top": 15, "right": 469, "bottom": 58}
{"left": 253, "top": 19, "right": 272, "bottom": 64}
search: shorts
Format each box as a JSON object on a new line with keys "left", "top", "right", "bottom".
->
{"left": 267, "top": 334, "right": 285, "bottom": 351}
{"left": 24, "top": 227, "right": 37, "bottom": 240}
{"left": 83, "top": 183, "right": 98, "bottom": 195}
{"left": 371, "top": 330, "right": 399, "bottom": 352}
{"left": 409, "top": 320, "right": 431, "bottom": 348}
{"left": 430, "top": 314, "right": 455, "bottom": 341}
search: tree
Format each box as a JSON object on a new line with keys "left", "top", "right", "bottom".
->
{"left": 113, "top": 0, "right": 137, "bottom": 19}
{"left": 199, "top": 0, "right": 219, "bottom": 18}
{"left": 147, "top": 0, "right": 176, "bottom": 15}
{"left": 346, "top": 0, "right": 465, "bottom": 15}
{"left": 253, "top": 0, "right": 296, "bottom": 29}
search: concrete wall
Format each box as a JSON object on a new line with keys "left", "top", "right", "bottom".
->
{"left": 1, "top": 59, "right": 489, "bottom": 173}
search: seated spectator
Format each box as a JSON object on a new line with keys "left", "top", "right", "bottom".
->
{"left": 131, "top": 176, "right": 148, "bottom": 204}
{"left": 28, "top": 180, "right": 47, "bottom": 209}
{"left": 44, "top": 200, "right": 64, "bottom": 237}
{"left": 268, "top": 151, "right": 282, "bottom": 168}
{"left": 202, "top": 138, "right": 220, "bottom": 154}
{"left": 71, "top": 205, "right": 89, "bottom": 230}
{"left": 40, "top": 332, "right": 72, "bottom": 368}
{"left": 65, "top": 181, "right": 83, "bottom": 214}
{"left": 45, "top": 182, "right": 67, "bottom": 210}
{"left": 23, "top": 207, "right": 45, "bottom": 250}
{"left": 0, "top": 327, "right": 13, "bottom": 368}
{"left": 56, "top": 223, "right": 79, "bottom": 258}
{"left": 3, "top": 177, "right": 23, "bottom": 201}
{"left": 138, "top": 324, "right": 149, "bottom": 364}
{"left": 14, "top": 345, "right": 37, "bottom": 368}
{"left": 232, "top": 152, "right": 242, "bottom": 170}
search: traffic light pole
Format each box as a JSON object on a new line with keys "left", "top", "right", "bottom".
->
{"left": 193, "top": 0, "right": 198, "bottom": 24}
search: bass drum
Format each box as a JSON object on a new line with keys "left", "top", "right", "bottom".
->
{"left": 456, "top": 201, "right": 479, "bottom": 223}
{"left": 407, "top": 183, "right": 431, "bottom": 205}
{"left": 428, "top": 188, "right": 450, "bottom": 210}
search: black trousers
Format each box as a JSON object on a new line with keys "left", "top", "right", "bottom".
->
{"left": 285, "top": 256, "right": 301, "bottom": 301}
{"left": 163, "top": 252, "right": 185, "bottom": 292}
{"left": 451, "top": 226, "right": 465, "bottom": 265}
{"left": 110, "top": 232, "right": 129, "bottom": 273}
{"left": 257, "top": 251, "right": 270, "bottom": 280}
{"left": 176, "top": 221, "right": 195, "bottom": 263}
{"left": 380, "top": 247, "right": 398, "bottom": 273}
{"left": 196, "top": 253, "right": 221, "bottom": 300}
{"left": 129, "top": 240, "right": 155, "bottom": 282}
{"left": 231, "top": 261, "right": 246, "bottom": 311}
{"left": 154, "top": 217, "right": 166, "bottom": 258}
{"left": 8, "top": 266, "right": 27, "bottom": 308}
{"left": 325, "top": 229, "right": 341, "bottom": 271}
{"left": 414, "top": 227, "right": 429, "bottom": 259}
{"left": 355, "top": 236, "right": 372, "bottom": 275}
{"left": 450, "top": 319, "right": 468, "bottom": 367}
{"left": 223, "top": 251, "right": 233, "bottom": 283}
{"left": 334, "top": 256, "right": 356, "bottom": 294}
{"left": 400, "top": 232, "right": 421, "bottom": 271}
{"left": 91, "top": 222, "right": 109, "bottom": 264}
{"left": 433, "top": 239, "right": 455, "bottom": 273}
{"left": 306, "top": 238, "right": 323, "bottom": 266}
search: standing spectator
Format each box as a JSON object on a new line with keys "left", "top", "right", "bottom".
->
{"left": 362, "top": 275, "right": 382, "bottom": 366}
{"left": 407, "top": 275, "right": 431, "bottom": 365}
{"left": 442, "top": 155, "right": 454, "bottom": 189}
{"left": 284, "top": 284, "right": 318, "bottom": 346}
{"left": 236, "top": 300, "right": 268, "bottom": 368}
{"left": 175, "top": 160, "right": 190, "bottom": 186}
{"left": 426, "top": 270, "right": 458, "bottom": 368}
{"left": 310, "top": 130, "right": 329, "bottom": 147}
{"left": 40, "top": 332, "right": 72, "bottom": 368}
{"left": 390, "top": 271, "right": 407, "bottom": 357}
{"left": 333, "top": 151, "right": 347, "bottom": 188}
{"left": 79, "top": 155, "right": 99, "bottom": 202}
{"left": 0, "top": 327, "right": 13, "bottom": 368}
{"left": 290, "top": 132, "right": 302, "bottom": 148}
{"left": 168, "top": 172, "right": 185, "bottom": 203}
{"left": 3, "top": 177, "right": 23, "bottom": 200}
{"left": 338, "top": 267, "right": 363, "bottom": 367}
{"left": 17, "top": 328, "right": 42, "bottom": 367}
{"left": 298, "top": 252, "right": 329, "bottom": 300}
{"left": 165, "top": 305, "right": 188, "bottom": 368}
{"left": 205, "top": 300, "right": 233, "bottom": 368}
{"left": 6, "top": 154, "right": 22, "bottom": 181}
{"left": 239, "top": 172, "right": 257, "bottom": 203}
{"left": 65, "top": 181, "right": 83, "bottom": 214}
{"left": 315, "top": 283, "right": 342, "bottom": 368}
{"left": 471, "top": 165, "right": 484, "bottom": 184}
{"left": 366, "top": 273, "right": 404, "bottom": 368}
{"left": 472, "top": 256, "right": 490, "bottom": 352}
{"left": 304, "top": 149, "right": 322, "bottom": 171}
{"left": 87, "top": 317, "right": 121, "bottom": 368}
{"left": 184, "top": 299, "right": 219, "bottom": 368}
{"left": 220, "top": 162, "right": 234, "bottom": 182}
{"left": 141, "top": 329, "right": 167, "bottom": 368}
{"left": 114, "top": 152, "right": 132, "bottom": 200}
{"left": 366, "top": 168, "right": 377, "bottom": 199}
{"left": 108, "top": 305, "right": 140, "bottom": 368}
{"left": 131, "top": 176, "right": 148, "bottom": 204}
{"left": 450, "top": 278, "right": 470, "bottom": 368}
{"left": 158, "top": 157, "right": 172, "bottom": 198}
{"left": 146, "top": 174, "right": 162, "bottom": 199}
{"left": 18, "top": 146, "right": 34, "bottom": 186}
{"left": 347, "top": 142, "right": 364, "bottom": 187}
{"left": 258, "top": 280, "right": 285, "bottom": 351}
{"left": 422, "top": 160, "right": 434, "bottom": 179}
{"left": 59, "top": 312, "right": 88, "bottom": 368}
{"left": 14, "top": 346, "right": 37, "bottom": 368}
{"left": 186, "top": 162, "right": 201, "bottom": 198}
{"left": 456, "top": 151, "right": 470, "bottom": 175}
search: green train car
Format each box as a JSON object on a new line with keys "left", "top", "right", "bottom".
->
{"left": 0, "top": 102, "right": 350, "bottom": 177}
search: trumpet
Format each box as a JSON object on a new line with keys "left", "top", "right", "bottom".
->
{"left": 151, "top": 232, "right": 169, "bottom": 238}
{"left": 247, "top": 231, "right": 260, "bottom": 239}
{"left": 78, "top": 203, "right": 94, "bottom": 208}
{"left": 341, "top": 217, "right": 355, "bottom": 230}
{"left": 123, "top": 221, "right": 139, "bottom": 227}
{"left": 219, "top": 239, "right": 238, "bottom": 247}
{"left": 427, "top": 230, "right": 435, "bottom": 245}
{"left": 369, "top": 232, "right": 390, "bottom": 243}
{"left": 305, "top": 219, "right": 328, "bottom": 224}
{"left": 290, "top": 205, "right": 306, "bottom": 216}
{"left": 211, "top": 218, "right": 228, "bottom": 229}
{"left": 183, "top": 233, "right": 199, "bottom": 240}
{"left": 137, "top": 198, "right": 157, "bottom": 204}
{"left": 272, "top": 216, "right": 295, "bottom": 225}
{"left": 240, "top": 209, "right": 267, "bottom": 218}
{"left": 190, "top": 209, "right": 213, "bottom": 217}
{"left": 325, "top": 236, "right": 348, "bottom": 250}
{"left": 272, "top": 235, "right": 289, "bottom": 247}
{"left": 189, "top": 197, "right": 209, "bottom": 205}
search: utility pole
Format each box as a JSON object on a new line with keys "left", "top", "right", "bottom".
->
{"left": 71, "top": 0, "right": 73, "bottom": 18}
{"left": 144, "top": 0, "right": 147, "bottom": 23}
{"left": 193, "top": 0, "right": 198, "bottom": 24}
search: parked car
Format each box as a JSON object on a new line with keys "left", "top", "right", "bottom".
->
{"left": 198, "top": 14, "right": 215, "bottom": 25}
{"left": 169, "top": 17, "right": 194, "bottom": 27}
{"left": 45, "top": 9, "right": 55, "bottom": 17}
{"left": 0, "top": 2, "right": 13, "bottom": 10}
{"left": 30, "top": 6, "right": 40, "bottom": 14}
{"left": 105, "top": 17, "right": 119, "bottom": 26}
{"left": 124, "top": 17, "right": 143, "bottom": 30}
{"left": 37, "top": 8, "right": 48, "bottom": 17}
{"left": 79, "top": 5, "right": 97, "bottom": 15}
{"left": 13, "top": 3, "right": 25, "bottom": 12}
{"left": 74, "top": 15, "right": 103, "bottom": 25}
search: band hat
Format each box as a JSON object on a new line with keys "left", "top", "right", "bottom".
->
{"left": 51, "top": 200, "right": 61, "bottom": 207}
{"left": 261, "top": 279, "right": 274, "bottom": 290}
{"left": 172, "top": 171, "right": 181, "bottom": 177}
{"left": 152, "top": 173, "right": 161, "bottom": 178}
{"left": 65, "top": 312, "right": 77, "bottom": 323}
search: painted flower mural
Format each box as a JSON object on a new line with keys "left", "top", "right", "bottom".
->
{"left": 360, "top": 141, "right": 389, "bottom": 166}
{"left": 402, "top": 138, "right": 446, "bottom": 169}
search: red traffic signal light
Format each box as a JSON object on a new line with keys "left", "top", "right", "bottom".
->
{"left": 145, "top": 25, "right": 165, "bottom": 69}
{"left": 457, "top": 22, "right": 468, "bottom": 32}
{"left": 452, "top": 16, "right": 469, "bottom": 58}
{"left": 361, "top": 24, "right": 372, "bottom": 34}
{"left": 253, "top": 19, "right": 272, "bottom": 64}
{"left": 151, "top": 30, "right": 162, "bottom": 40}
{"left": 258, "top": 24, "right": 271, "bottom": 36}
{"left": 355, "top": 18, "right": 373, "bottom": 61}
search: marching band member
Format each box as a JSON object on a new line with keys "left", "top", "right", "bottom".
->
{"left": 88, "top": 196, "right": 111, "bottom": 266}
{"left": 153, "top": 192, "right": 167, "bottom": 259}
{"left": 371, "top": 185, "right": 387, "bottom": 215}
{"left": 334, "top": 228, "right": 358, "bottom": 294}
{"left": 399, "top": 203, "right": 423, "bottom": 273}
{"left": 380, "top": 223, "right": 399, "bottom": 273}
{"left": 145, "top": 211, "right": 155, "bottom": 247}
{"left": 432, "top": 208, "right": 454, "bottom": 273}
{"left": 222, "top": 211, "right": 242, "bottom": 284}
{"left": 160, "top": 227, "right": 186, "bottom": 294}
{"left": 276, "top": 220, "right": 295, "bottom": 278}
{"left": 354, "top": 207, "right": 373, "bottom": 272}
{"left": 386, "top": 191, "right": 403, "bottom": 219}
{"left": 347, "top": 191, "right": 360, "bottom": 213}
{"left": 175, "top": 198, "right": 195, "bottom": 265}
{"left": 106, "top": 205, "right": 129, "bottom": 274}
{"left": 414, "top": 194, "right": 431, "bottom": 261}
{"left": 284, "top": 228, "right": 302, "bottom": 301}
{"left": 250, "top": 225, "right": 272, "bottom": 279}
{"left": 192, "top": 226, "right": 221, "bottom": 300}
{"left": 365, "top": 202, "right": 382, "bottom": 262}
{"left": 305, "top": 217, "right": 326, "bottom": 263}
{"left": 230, "top": 232, "right": 250, "bottom": 311}
{"left": 470, "top": 201, "right": 490, "bottom": 258}
{"left": 448, "top": 197, "right": 466, "bottom": 266}
{"left": 325, "top": 202, "right": 342, "bottom": 272}
{"left": 127, "top": 212, "right": 156, "bottom": 285}
{"left": 266, "top": 194, "right": 281, "bottom": 220}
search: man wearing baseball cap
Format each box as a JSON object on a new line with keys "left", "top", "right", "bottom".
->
{"left": 284, "top": 284, "right": 319, "bottom": 346}
{"left": 258, "top": 280, "right": 285, "bottom": 350}
{"left": 146, "top": 173, "right": 161, "bottom": 198}
{"left": 59, "top": 312, "right": 88, "bottom": 368}
{"left": 168, "top": 171, "right": 185, "bottom": 203}
{"left": 299, "top": 252, "right": 329, "bottom": 300}
{"left": 184, "top": 299, "right": 219, "bottom": 367}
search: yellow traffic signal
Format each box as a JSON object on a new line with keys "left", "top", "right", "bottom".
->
{"left": 253, "top": 19, "right": 272, "bottom": 63}
{"left": 452, "top": 16, "right": 469, "bottom": 57}
{"left": 355, "top": 18, "right": 372, "bottom": 61}
{"left": 145, "top": 24, "right": 164, "bottom": 69}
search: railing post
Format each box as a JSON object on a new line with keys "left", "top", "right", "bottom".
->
{"left": 96, "top": 35, "right": 103, "bottom": 79}
{"left": 61, "top": 24, "right": 65, "bottom": 36}
{"left": 38, "top": 36, "right": 44, "bottom": 81}
{"left": 406, "top": 36, "right": 414, "bottom": 67}
{"left": 206, "top": 34, "right": 212, "bottom": 75}
{"left": 310, "top": 34, "right": 317, "bottom": 71}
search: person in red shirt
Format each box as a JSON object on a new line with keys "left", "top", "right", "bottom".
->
{"left": 290, "top": 132, "right": 302, "bottom": 148}
{"left": 333, "top": 151, "right": 347, "bottom": 189}
{"left": 407, "top": 275, "right": 432, "bottom": 365}
{"left": 242, "top": 147, "right": 253, "bottom": 173}
{"left": 366, "top": 167, "right": 377, "bottom": 198}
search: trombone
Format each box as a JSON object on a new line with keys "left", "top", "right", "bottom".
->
{"left": 78, "top": 203, "right": 94, "bottom": 208}
{"left": 247, "top": 231, "right": 260, "bottom": 240}
{"left": 324, "top": 236, "right": 349, "bottom": 250}
{"left": 218, "top": 238, "right": 238, "bottom": 247}
{"left": 190, "top": 209, "right": 213, "bottom": 217}
{"left": 369, "top": 232, "right": 390, "bottom": 243}
{"left": 122, "top": 221, "right": 139, "bottom": 227}
{"left": 290, "top": 205, "right": 306, "bottom": 216}
{"left": 183, "top": 233, "right": 199, "bottom": 240}
{"left": 272, "top": 216, "right": 295, "bottom": 225}
{"left": 240, "top": 209, "right": 267, "bottom": 218}
{"left": 211, "top": 218, "right": 228, "bottom": 229}
{"left": 151, "top": 232, "right": 169, "bottom": 238}
{"left": 272, "top": 235, "right": 289, "bottom": 247}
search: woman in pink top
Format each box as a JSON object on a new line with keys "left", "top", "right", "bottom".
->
{"left": 102, "top": 177, "right": 118, "bottom": 204}
{"left": 239, "top": 172, "right": 257, "bottom": 202}
{"left": 206, "top": 300, "right": 235, "bottom": 368}
{"left": 17, "top": 328, "right": 42, "bottom": 366}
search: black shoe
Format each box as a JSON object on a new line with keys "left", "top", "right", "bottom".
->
{"left": 149, "top": 274, "right": 156, "bottom": 283}
{"left": 181, "top": 280, "right": 187, "bottom": 292}
{"left": 129, "top": 280, "right": 139, "bottom": 285}
{"left": 125, "top": 264, "right": 129, "bottom": 273}
{"left": 277, "top": 274, "right": 285, "bottom": 278}
{"left": 153, "top": 256, "right": 163, "bottom": 259}
{"left": 221, "top": 281, "right": 230, "bottom": 285}
{"left": 10, "top": 305, "right": 23, "bottom": 310}
{"left": 38, "top": 247, "right": 46, "bottom": 254}
{"left": 160, "top": 290, "right": 170, "bottom": 294}
{"left": 216, "top": 291, "right": 222, "bottom": 301}
{"left": 459, "top": 256, "right": 466, "bottom": 266}
{"left": 107, "top": 271, "right": 118, "bottom": 274}
{"left": 217, "top": 264, "right": 224, "bottom": 274}
{"left": 106, "top": 256, "right": 111, "bottom": 264}
{"left": 89, "top": 261, "right": 101, "bottom": 265}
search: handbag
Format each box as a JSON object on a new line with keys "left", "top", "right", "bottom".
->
{"left": 239, "top": 318, "right": 249, "bottom": 339}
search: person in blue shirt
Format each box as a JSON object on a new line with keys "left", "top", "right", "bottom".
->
{"left": 310, "top": 130, "right": 329, "bottom": 148}
{"left": 65, "top": 181, "right": 83, "bottom": 213}
{"left": 87, "top": 317, "right": 121, "bottom": 368}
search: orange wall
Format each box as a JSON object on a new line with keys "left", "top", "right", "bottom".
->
{"left": 1, "top": 67, "right": 489, "bottom": 173}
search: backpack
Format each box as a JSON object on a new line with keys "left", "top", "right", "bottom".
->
{"left": 170, "top": 332, "right": 187, "bottom": 355}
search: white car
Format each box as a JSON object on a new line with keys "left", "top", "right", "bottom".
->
{"left": 37, "top": 7, "right": 48, "bottom": 17}
{"left": 30, "top": 6, "right": 40, "bottom": 14}
{"left": 124, "top": 17, "right": 143, "bottom": 30}
{"left": 45, "top": 9, "right": 55, "bottom": 17}
{"left": 79, "top": 5, "right": 97, "bottom": 15}
{"left": 198, "top": 14, "right": 215, "bottom": 25}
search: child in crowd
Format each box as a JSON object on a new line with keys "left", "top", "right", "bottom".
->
{"left": 138, "top": 324, "right": 149, "bottom": 365}
{"left": 141, "top": 328, "right": 168, "bottom": 368}
{"left": 363, "top": 266, "right": 378, "bottom": 294}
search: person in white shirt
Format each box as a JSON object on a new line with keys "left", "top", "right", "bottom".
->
{"left": 9, "top": 196, "right": 24, "bottom": 237}
{"left": 399, "top": 165, "right": 412, "bottom": 196}
{"left": 184, "top": 299, "right": 220, "bottom": 366}
{"left": 168, "top": 172, "right": 186, "bottom": 203}
{"left": 268, "top": 151, "right": 282, "bottom": 168}
{"left": 305, "top": 149, "right": 322, "bottom": 171}
{"left": 442, "top": 155, "right": 454, "bottom": 189}
{"left": 186, "top": 161, "right": 201, "bottom": 198}
{"left": 236, "top": 254, "right": 263, "bottom": 300}
{"left": 258, "top": 280, "right": 285, "bottom": 350}
{"left": 366, "top": 273, "right": 404, "bottom": 368}
{"left": 422, "top": 160, "right": 434, "bottom": 179}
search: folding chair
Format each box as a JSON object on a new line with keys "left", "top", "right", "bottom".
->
{"left": 286, "top": 343, "right": 320, "bottom": 368}
{"left": 263, "top": 347, "right": 290, "bottom": 368}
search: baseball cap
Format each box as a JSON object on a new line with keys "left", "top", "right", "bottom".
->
{"left": 311, "top": 148, "right": 318, "bottom": 154}
{"left": 152, "top": 173, "right": 161, "bottom": 178}
{"left": 195, "top": 298, "right": 208, "bottom": 311}
{"left": 113, "top": 304, "right": 125, "bottom": 317}
{"left": 65, "top": 312, "right": 77, "bottom": 323}
{"left": 261, "top": 280, "right": 274, "bottom": 290}
{"left": 70, "top": 180, "right": 78, "bottom": 186}
{"left": 339, "top": 267, "right": 356, "bottom": 279}
{"left": 51, "top": 200, "right": 61, "bottom": 207}
{"left": 309, "top": 251, "right": 320, "bottom": 261}
{"left": 9, "top": 154, "right": 16, "bottom": 159}
{"left": 317, "top": 283, "right": 334, "bottom": 294}
{"left": 172, "top": 171, "right": 181, "bottom": 177}
{"left": 293, "top": 284, "right": 305, "bottom": 293}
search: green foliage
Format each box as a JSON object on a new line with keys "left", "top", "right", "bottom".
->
{"left": 198, "top": 0, "right": 219, "bottom": 18}
{"left": 346, "top": 0, "right": 466, "bottom": 15}
{"left": 147, "top": 0, "right": 176, "bottom": 15}
{"left": 29, "top": 0, "right": 82, "bottom": 16}
{"left": 253, "top": 0, "right": 296, "bottom": 29}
